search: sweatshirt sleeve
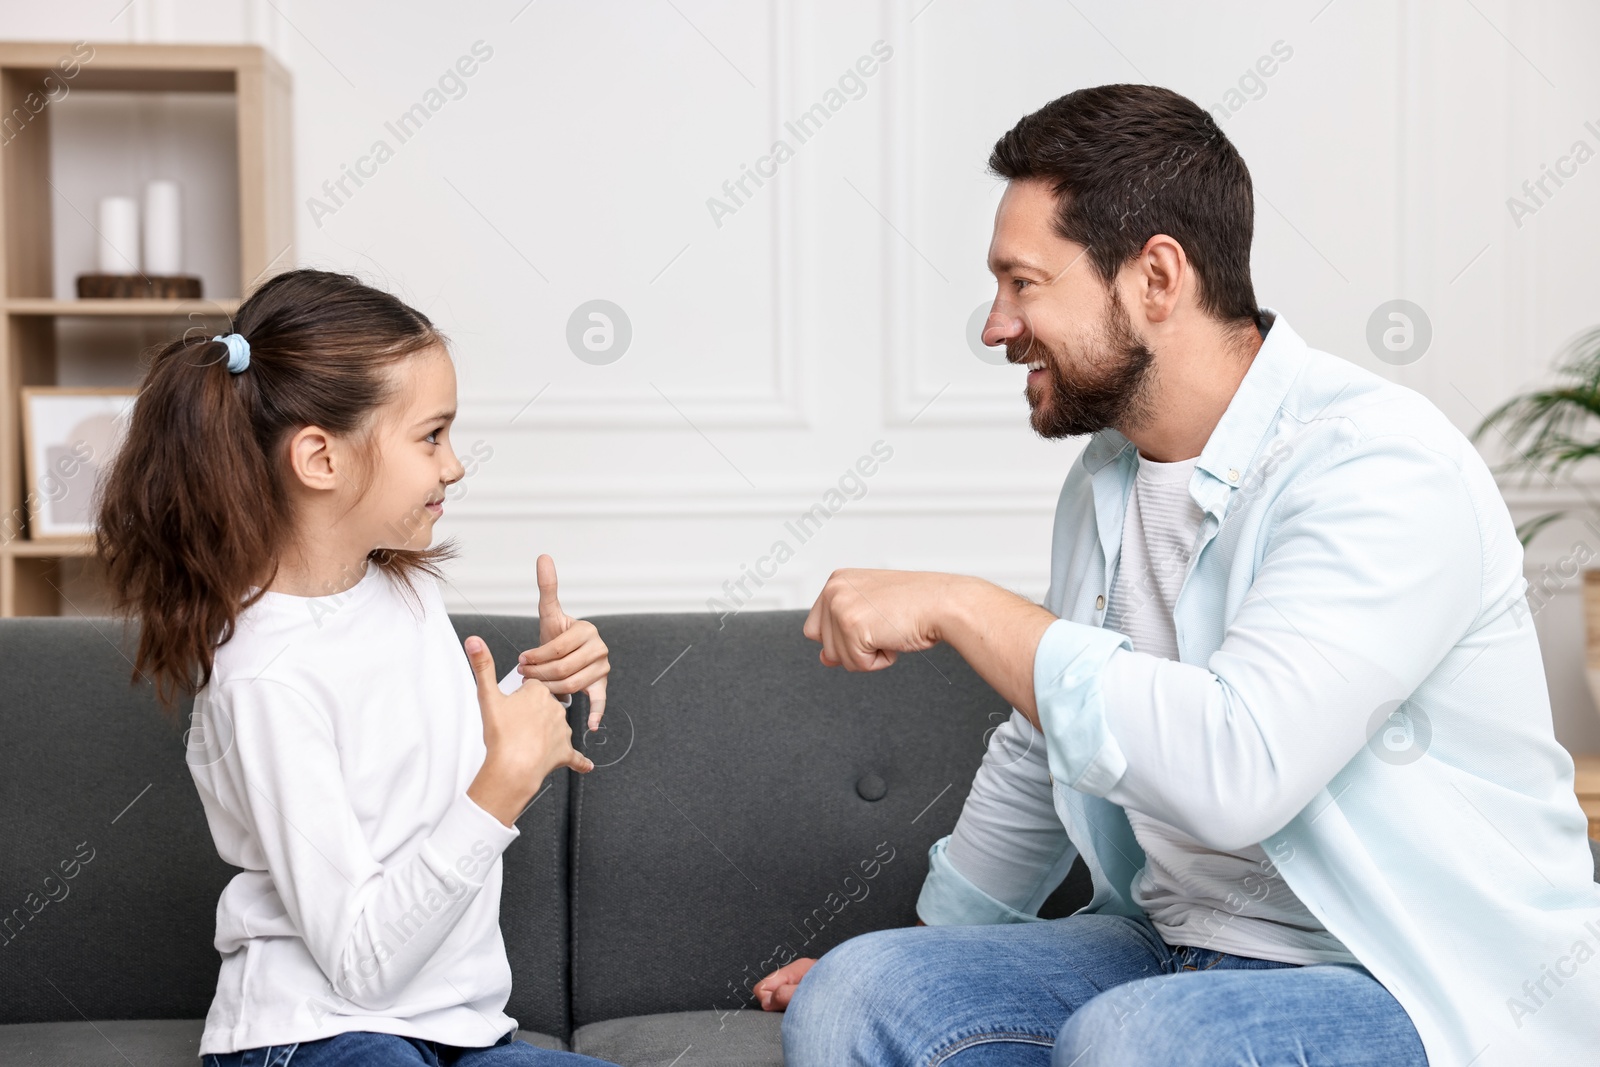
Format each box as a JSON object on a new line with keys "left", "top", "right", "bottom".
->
{"left": 214, "top": 676, "right": 519, "bottom": 1011}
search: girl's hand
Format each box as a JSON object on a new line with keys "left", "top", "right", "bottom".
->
{"left": 753, "top": 957, "right": 817, "bottom": 1011}
{"left": 518, "top": 554, "right": 610, "bottom": 732}
{"left": 465, "top": 636, "right": 593, "bottom": 828}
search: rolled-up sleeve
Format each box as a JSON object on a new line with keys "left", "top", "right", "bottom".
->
{"left": 1031, "top": 625, "right": 1136, "bottom": 797}
{"left": 917, "top": 711, "right": 1080, "bottom": 924}
{"left": 919, "top": 837, "right": 1052, "bottom": 925}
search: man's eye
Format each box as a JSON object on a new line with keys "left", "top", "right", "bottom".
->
{"left": 1013, "top": 278, "right": 1031, "bottom": 291}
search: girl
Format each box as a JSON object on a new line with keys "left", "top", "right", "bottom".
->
{"left": 97, "top": 270, "right": 618, "bottom": 1066}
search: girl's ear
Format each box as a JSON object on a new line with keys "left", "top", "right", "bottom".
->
{"left": 286, "top": 425, "right": 340, "bottom": 492}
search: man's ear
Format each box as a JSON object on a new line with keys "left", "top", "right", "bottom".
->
{"left": 286, "top": 425, "right": 340, "bottom": 492}
{"left": 1134, "top": 233, "right": 1187, "bottom": 325}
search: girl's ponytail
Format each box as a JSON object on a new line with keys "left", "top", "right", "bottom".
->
{"left": 96, "top": 270, "right": 451, "bottom": 706}
{"left": 98, "top": 332, "right": 278, "bottom": 704}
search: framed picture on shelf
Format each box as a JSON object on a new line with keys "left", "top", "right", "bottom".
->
{"left": 20, "top": 387, "right": 137, "bottom": 540}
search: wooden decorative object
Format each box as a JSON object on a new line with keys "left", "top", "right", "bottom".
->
{"left": 76, "top": 273, "right": 202, "bottom": 299}
{"left": 19, "top": 386, "right": 136, "bottom": 539}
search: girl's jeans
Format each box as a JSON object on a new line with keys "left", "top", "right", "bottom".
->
{"left": 202, "top": 1029, "right": 617, "bottom": 1066}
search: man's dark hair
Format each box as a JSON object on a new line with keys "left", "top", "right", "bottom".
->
{"left": 988, "top": 84, "right": 1259, "bottom": 324}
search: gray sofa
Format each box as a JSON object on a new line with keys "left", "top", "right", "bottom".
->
{"left": 0, "top": 609, "right": 1091, "bottom": 1066}
{"left": 3, "top": 610, "right": 1597, "bottom": 1066}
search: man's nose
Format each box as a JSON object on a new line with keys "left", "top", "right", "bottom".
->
{"left": 982, "top": 305, "right": 1026, "bottom": 348}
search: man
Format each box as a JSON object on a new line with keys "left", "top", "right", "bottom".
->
{"left": 755, "top": 84, "right": 1600, "bottom": 1066}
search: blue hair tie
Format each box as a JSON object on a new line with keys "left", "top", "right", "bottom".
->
{"left": 213, "top": 333, "right": 251, "bottom": 374}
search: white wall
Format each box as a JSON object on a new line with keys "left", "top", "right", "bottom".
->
{"left": 9, "top": 0, "right": 1600, "bottom": 752}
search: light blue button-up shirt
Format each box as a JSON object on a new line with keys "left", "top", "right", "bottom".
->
{"left": 917, "top": 309, "right": 1600, "bottom": 1066}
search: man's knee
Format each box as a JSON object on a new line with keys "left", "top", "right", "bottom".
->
{"left": 783, "top": 929, "right": 901, "bottom": 1027}
{"left": 1052, "top": 977, "right": 1194, "bottom": 1067}
{"left": 782, "top": 929, "right": 920, "bottom": 1067}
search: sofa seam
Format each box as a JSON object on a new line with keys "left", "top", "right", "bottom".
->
{"left": 557, "top": 768, "right": 569, "bottom": 1039}
{"left": 569, "top": 732, "right": 584, "bottom": 1041}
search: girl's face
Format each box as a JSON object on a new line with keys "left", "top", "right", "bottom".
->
{"left": 361, "top": 345, "right": 466, "bottom": 552}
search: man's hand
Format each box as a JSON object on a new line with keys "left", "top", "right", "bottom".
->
{"left": 753, "top": 957, "right": 815, "bottom": 1011}
{"left": 752, "top": 918, "right": 929, "bottom": 1011}
{"left": 804, "top": 568, "right": 1058, "bottom": 725}
{"left": 517, "top": 554, "right": 610, "bottom": 732}
{"left": 803, "top": 569, "right": 959, "bottom": 671}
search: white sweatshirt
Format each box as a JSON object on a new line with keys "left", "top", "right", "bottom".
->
{"left": 187, "top": 561, "right": 534, "bottom": 1054}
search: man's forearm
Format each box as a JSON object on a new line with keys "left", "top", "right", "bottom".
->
{"left": 937, "top": 576, "right": 1057, "bottom": 730}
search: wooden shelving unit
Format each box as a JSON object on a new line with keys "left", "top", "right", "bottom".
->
{"left": 0, "top": 42, "right": 290, "bottom": 616}
{"left": 1578, "top": 755, "right": 1600, "bottom": 840}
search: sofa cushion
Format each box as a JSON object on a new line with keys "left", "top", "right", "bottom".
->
{"left": 0, "top": 620, "right": 233, "bottom": 1024}
{"left": 0, "top": 616, "right": 572, "bottom": 1042}
{"left": 572, "top": 1010, "right": 782, "bottom": 1066}
{"left": 514, "top": 1029, "right": 569, "bottom": 1050}
{"left": 562, "top": 608, "right": 1038, "bottom": 1028}
{"left": 0, "top": 1019, "right": 202, "bottom": 1065}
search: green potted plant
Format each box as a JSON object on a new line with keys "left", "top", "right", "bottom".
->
{"left": 1472, "top": 325, "right": 1600, "bottom": 710}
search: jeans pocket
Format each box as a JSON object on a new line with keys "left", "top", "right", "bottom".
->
{"left": 1173, "top": 945, "right": 1227, "bottom": 971}
{"left": 204, "top": 1042, "right": 303, "bottom": 1067}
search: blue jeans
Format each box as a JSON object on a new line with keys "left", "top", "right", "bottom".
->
{"left": 201, "top": 1029, "right": 617, "bottom": 1066}
{"left": 782, "top": 913, "right": 1428, "bottom": 1066}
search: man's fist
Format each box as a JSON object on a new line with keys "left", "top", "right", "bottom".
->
{"left": 803, "top": 569, "right": 958, "bottom": 671}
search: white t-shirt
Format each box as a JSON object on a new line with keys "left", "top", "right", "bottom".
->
{"left": 187, "top": 561, "right": 535, "bottom": 1053}
{"left": 1105, "top": 451, "right": 1357, "bottom": 965}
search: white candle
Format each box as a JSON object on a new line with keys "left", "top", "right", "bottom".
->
{"left": 143, "top": 179, "right": 182, "bottom": 275}
{"left": 97, "top": 196, "right": 139, "bottom": 274}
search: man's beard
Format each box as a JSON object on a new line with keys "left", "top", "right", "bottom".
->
{"left": 1013, "top": 287, "right": 1157, "bottom": 439}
